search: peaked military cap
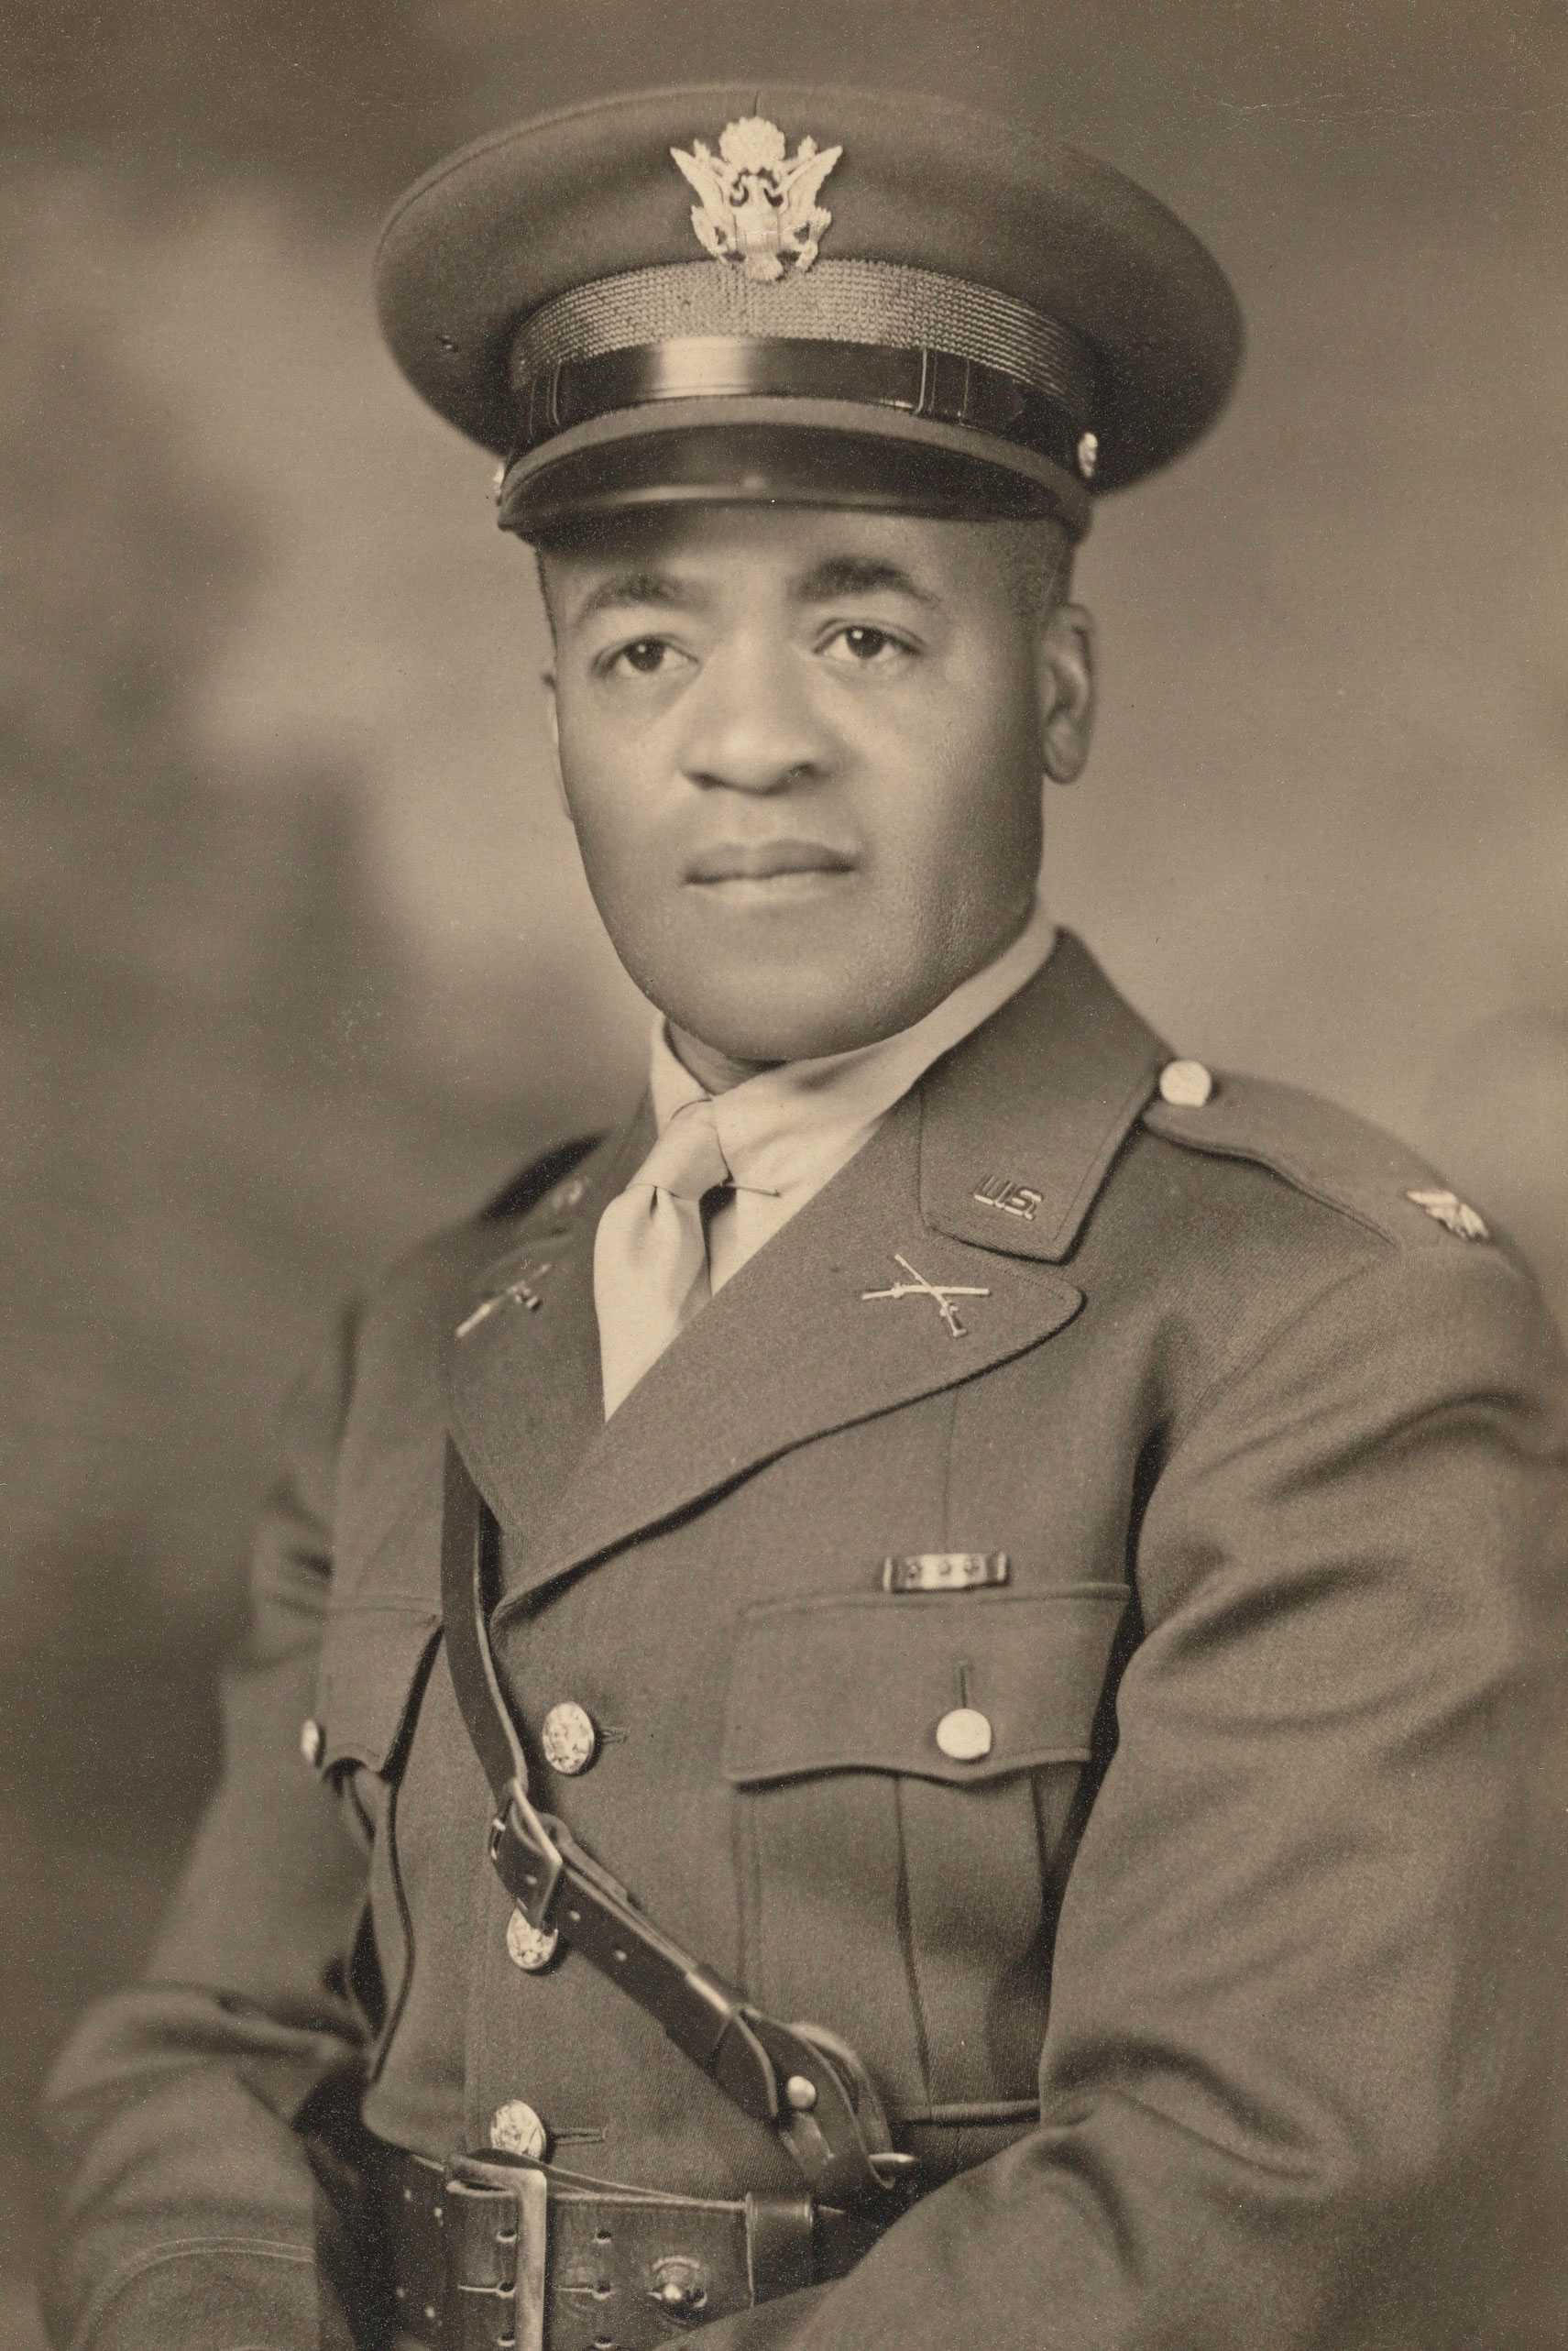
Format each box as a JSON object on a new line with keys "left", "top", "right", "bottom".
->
{"left": 377, "top": 82, "right": 1243, "bottom": 541}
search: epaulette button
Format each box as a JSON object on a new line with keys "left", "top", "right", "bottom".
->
{"left": 1158, "top": 1059, "right": 1214, "bottom": 1108}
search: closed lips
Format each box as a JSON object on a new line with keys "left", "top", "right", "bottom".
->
{"left": 686, "top": 840, "right": 856, "bottom": 881}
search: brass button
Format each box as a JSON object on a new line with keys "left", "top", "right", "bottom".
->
{"left": 935, "top": 1707, "right": 993, "bottom": 1763}
{"left": 540, "top": 1700, "right": 598, "bottom": 1776}
{"left": 299, "top": 1719, "right": 324, "bottom": 1768}
{"left": 506, "top": 1906, "right": 560, "bottom": 1973}
{"left": 1157, "top": 1059, "right": 1214, "bottom": 1108}
{"left": 489, "top": 2100, "right": 548, "bottom": 2160}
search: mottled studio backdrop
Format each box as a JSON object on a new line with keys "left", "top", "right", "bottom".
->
{"left": 3, "top": 3, "right": 1565, "bottom": 2335}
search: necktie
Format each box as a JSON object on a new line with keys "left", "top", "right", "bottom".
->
{"left": 593, "top": 1099, "right": 731, "bottom": 1416}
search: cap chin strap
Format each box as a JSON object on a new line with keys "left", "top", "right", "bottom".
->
{"left": 439, "top": 1431, "right": 917, "bottom": 2217}
{"left": 510, "top": 337, "right": 1093, "bottom": 482}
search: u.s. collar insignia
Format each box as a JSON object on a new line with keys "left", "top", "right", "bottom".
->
{"left": 1406, "top": 1188, "right": 1491, "bottom": 1243}
{"left": 671, "top": 115, "right": 842, "bottom": 281}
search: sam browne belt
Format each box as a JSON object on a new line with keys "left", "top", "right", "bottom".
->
{"left": 411, "top": 1429, "right": 920, "bottom": 2350}
{"left": 381, "top": 2144, "right": 894, "bottom": 2351}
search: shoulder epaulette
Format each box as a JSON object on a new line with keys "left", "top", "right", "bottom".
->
{"left": 1142, "top": 1068, "right": 1494, "bottom": 1253}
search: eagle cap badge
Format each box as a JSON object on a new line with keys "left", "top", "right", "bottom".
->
{"left": 671, "top": 115, "right": 843, "bottom": 281}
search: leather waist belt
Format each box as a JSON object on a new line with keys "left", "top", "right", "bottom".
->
{"left": 381, "top": 2146, "right": 892, "bottom": 2351}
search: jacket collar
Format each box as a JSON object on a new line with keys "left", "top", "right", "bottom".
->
{"left": 448, "top": 931, "right": 1165, "bottom": 1612}
{"left": 919, "top": 928, "right": 1169, "bottom": 1262}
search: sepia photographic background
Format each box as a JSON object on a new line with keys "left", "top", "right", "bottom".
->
{"left": 4, "top": 3, "right": 1565, "bottom": 2338}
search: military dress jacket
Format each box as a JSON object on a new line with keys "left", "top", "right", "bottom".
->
{"left": 45, "top": 934, "right": 1568, "bottom": 2351}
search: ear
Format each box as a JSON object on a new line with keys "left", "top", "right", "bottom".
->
{"left": 1035, "top": 601, "right": 1096, "bottom": 785}
{"left": 541, "top": 670, "right": 573, "bottom": 822}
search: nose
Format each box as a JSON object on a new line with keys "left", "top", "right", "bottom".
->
{"left": 678, "top": 638, "right": 834, "bottom": 795}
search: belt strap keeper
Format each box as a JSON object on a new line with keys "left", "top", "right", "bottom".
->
{"left": 744, "top": 2192, "right": 815, "bottom": 2301}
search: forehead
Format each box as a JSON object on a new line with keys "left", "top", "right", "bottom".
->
{"left": 540, "top": 503, "right": 1035, "bottom": 610}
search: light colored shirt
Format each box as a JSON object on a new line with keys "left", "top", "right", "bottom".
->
{"left": 646, "top": 898, "right": 1058, "bottom": 1297}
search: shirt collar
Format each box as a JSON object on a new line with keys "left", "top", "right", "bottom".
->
{"left": 648, "top": 898, "right": 1059, "bottom": 1199}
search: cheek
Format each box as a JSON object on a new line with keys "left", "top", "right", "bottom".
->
{"left": 554, "top": 709, "right": 654, "bottom": 868}
{"left": 877, "top": 668, "right": 1043, "bottom": 884}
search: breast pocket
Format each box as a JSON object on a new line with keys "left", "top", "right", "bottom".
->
{"left": 723, "top": 1587, "right": 1127, "bottom": 2115}
{"left": 312, "top": 1601, "right": 443, "bottom": 2072}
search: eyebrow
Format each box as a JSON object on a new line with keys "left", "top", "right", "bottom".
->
{"left": 569, "top": 570, "right": 705, "bottom": 626}
{"left": 794, "top": 555, "right": 939, "bottom": 608}
{"left": 565, "top": 551, "right": 941, "bottom": 629}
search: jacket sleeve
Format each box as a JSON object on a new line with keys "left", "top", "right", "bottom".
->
{"left": 41, "top": 1305, "right": 378, "bottom": 2351}
{"left": 687, "top": 1242, "right": 1568, "bottom": 2350}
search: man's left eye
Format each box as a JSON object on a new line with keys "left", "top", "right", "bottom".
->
{"left": 820, "top": 625, "right": 910, "bottom": 666}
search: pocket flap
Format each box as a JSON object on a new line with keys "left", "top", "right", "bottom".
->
{"left": 723, "top": 1587, "right": 1127, "bottom": 1787}
{"left": 313, "top": 1603, "right": 443, "bottom": 1777}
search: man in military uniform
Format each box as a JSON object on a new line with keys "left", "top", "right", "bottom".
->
{"left": 43, "top": 82, "right": 1568, "bottom": 2351}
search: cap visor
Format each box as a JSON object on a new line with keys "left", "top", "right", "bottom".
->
{"left": 499, "top": 398, "right": 1091, "bottom": 540}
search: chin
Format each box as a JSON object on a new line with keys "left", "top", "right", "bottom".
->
{"left": 667, "top": 972, "right": 927, "bottom": 1067}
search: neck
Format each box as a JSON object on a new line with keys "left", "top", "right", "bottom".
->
{"left": 663, "top": 897, "right": 1044, "bottom": 1097}
{"left": 664, "top": 1026, "right": 780, "bottom": 1096}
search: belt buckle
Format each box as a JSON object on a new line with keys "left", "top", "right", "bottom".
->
{"left": 443, "top": 2156, "right": 548, "bottom": 2351}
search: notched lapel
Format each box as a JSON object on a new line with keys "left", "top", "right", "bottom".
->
{"left": 493, "top": 1095, "right": 1083, "bottom": 1622}
{"left": 447, "top": 1114, "right": 651, "bottom": 1574}
{"left": 469, "top": 936, "right": 1157, "bottom": 1618}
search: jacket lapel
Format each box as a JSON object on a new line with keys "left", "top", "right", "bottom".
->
{"left": 478, "top": 931, "right": 1164, "bottom": 1620}
{"left": 490, "top": 1093, "right": 1086, "bottom": 1620}
{"left": 447, "top": 1110, "right": 651, "bottom": 1568}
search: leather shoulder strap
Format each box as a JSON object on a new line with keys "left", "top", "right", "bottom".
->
{"left": 438, "top": 1438, "right": 915, "bottom": 2215}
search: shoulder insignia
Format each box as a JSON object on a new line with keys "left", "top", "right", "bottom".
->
{"left": 1406, "top": 1189, "right": 1490, "bottom": 1243}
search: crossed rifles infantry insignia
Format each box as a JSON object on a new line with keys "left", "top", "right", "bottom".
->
{"left": 862, "top": 1253, "right": 990, "bottom": 1339}
{"left": 671, "top": 115, "right": 842, "bottom": 280}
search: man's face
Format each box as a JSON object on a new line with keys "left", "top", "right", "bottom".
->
{"left": 543, "top": 501, "right": 1091, "bottom": 1079}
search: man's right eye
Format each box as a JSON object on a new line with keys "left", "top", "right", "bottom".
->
{"left": 600, "top": 637, "right": 681, "bottom": 678}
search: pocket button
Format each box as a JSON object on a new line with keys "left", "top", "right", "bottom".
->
{"left": 935, "top": 1707, "right": 993, "bottom": 1763}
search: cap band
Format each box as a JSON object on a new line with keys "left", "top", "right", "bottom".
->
{"left": 510, "top": 336, "right": 1090, "bottom": 480}
{"left": 505, "top": 256, "right": 1099, "bottom": 489}
{"left": 511, "top": 258, "right": 1098, "bottom": 411}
